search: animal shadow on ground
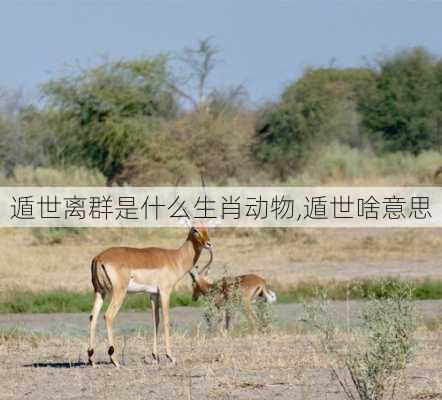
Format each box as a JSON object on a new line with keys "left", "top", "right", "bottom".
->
{"left": 23, "top": 361, "right": 109, "bottom": 369}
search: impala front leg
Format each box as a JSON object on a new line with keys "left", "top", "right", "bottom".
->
{"left": 160, "top": 289, "right": 176, "bottom": 365}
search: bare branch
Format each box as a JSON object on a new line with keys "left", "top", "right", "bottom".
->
{"left": 172, "top": 37, "right": 220, "bottom": 109}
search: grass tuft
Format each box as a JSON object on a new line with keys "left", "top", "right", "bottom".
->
{"left": 0, "top": 326, "right": 48, "bottom": 346}
{"left": 276, "top": 278, "right": 442, "bottom": 303}
{"left": 0, "top": 290, "right": 197, "bottom": 314}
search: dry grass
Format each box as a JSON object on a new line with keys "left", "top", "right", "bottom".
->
{"left": 0, "top": 227, "right": 441, "bottom": 293}
{"left": 0, "top": 327, "right": 441, "bottom": 400}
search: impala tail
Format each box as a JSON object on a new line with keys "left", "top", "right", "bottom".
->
{"left": 260, "top": 287, "right": 277, "bottom": 304}
{"left": 91, "top": 257, "right": 112, "bottom": 295}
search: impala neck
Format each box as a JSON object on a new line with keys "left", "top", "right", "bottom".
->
{"left": 197, "top": 278, "right": 213, "bottom": 295}
{"left": 179, "top": 238, "right": 203, "bottom": 276}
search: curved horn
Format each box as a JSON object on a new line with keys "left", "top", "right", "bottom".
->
{"left": 199, "top": 247, "right": 213, "bottom": 276}
{"left": 174, "top": 176, "right": 193, "bottom": 220}
{"left": 201, "top": 174, "right": 215, "bottom": 211}
{"left": 201, "top": 174, "right": 211, "bottom": 202}
{"left": 201, "top": 174, "right": 207, "bottom": 194}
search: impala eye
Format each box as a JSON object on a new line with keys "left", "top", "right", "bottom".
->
{"left": 192, "top": 228, "right": 199, "bottom": 236}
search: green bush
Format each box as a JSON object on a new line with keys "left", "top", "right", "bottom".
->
{"left": 360, "top": 47, "right": 442, "bottom": 154}
{"left": 254, "top": 68, "right": 375, "bottom": 180}
{"left": 40, "top": 57, "right": 177, "bottom": 181}
{"left": 304, "top": 281, "right": 417, "bottom": 400}
{"left": 116, "top": 124, "right": 197, "bottom": 185}
{"left": 180, "top": 109, "right": 254, "bottom": 184}
{"left": 200, "top": 275, "right": 245, "bottom": 333}
{"left": 254, "top": 297, "right": 275, "bottom": 333}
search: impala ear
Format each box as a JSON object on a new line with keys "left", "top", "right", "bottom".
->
{"left": 189, "top": 271, "right": 197, "bottom": 283}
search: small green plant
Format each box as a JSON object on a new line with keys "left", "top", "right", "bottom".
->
{"left": 304, "top": 280, "right": 417, "bottom": 400}
{"left": 31, "top": 227, "right": 82, "bottom": 245}
{"left": 201, "top": 272, "right": 244, "bottom": 333}
{"left": 254, "top": 297, "right": 275, "bottom": 333}
{"left": 201, "top": 282, "right": 225, "bottom": 332}
{"left": 200, "top": 271, "right": 276, "bottom": 334}
{"left": 223, "top": 278, "right": 244, "bottom": 330}
{"left": 0, "top": 327, "right": 47, "bottom": 347}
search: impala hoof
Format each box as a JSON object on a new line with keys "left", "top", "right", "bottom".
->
{"left": 87, "top": 348, "right": 96, "bottom": 367}
{"left": 144, "top": 353, "right": 159, "bottom": 365}
{"left": 108, "top": 346, "right": 120, "bottom": 368}
{"left": 166, "top": 354, "right": 176, "bottom": 365}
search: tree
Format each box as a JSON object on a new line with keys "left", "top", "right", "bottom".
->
{"left": 171, "top": 37, "right": 247, "bottom": 115}
{"left": 41, "top": 56, "right": 177, "bottom": 181}
{"left": 255, "top": 67, "right": 374, "bottom": 180}
{"left": 171, "top": 37, "right": 220, "bottom": 110}
{"left": 432, "top": 60, "right": 442, "bottom": 151}
{"left": 359, "top": 48, "right": 438, "bottom": 154}
{"left": 167, "top": 38, "right": 253, "bottom": 184}
{"left": 255, "top": 103, "right": 309, "bottom": 180}
{"left": 0, "top": 88, "right": 25, "bottom": 174}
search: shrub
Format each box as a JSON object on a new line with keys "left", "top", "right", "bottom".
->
{"left": 115, "top": 125, "right": 196, "bottom": 185}
{"left": 254, "top": 297, "right": 275, "bottom": 333}
{"left": 200, "top": 271, "right": 276, "bottom": 334}
{"left": 201, "top": 275, "right": 244, "bottom": 333}
{"left": 304, "top": 280, "right": 417, "bottom": 400}
{"left": 179, "top": 108, "right": 255, "bottom": 184}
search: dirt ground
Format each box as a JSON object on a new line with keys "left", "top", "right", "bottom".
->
{"left": 1, "top": 303, "right": 442, "bottom": 400}
{"left": 1, "top": 228, "right": 442, "bottom": 398}
{"left": 1, "top": 330, "right": 441, "bottom": 400}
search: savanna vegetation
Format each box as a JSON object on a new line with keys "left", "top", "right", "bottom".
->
{"left": 1, "top": 41, "right": 442, "bottom": 186}
{"left": 1, "top": 38, "right": 442, "bottom": 400}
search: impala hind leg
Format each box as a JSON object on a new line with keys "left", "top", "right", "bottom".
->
{"left": 225, "top": 307, "right": 232, "bottom": 330}
{"left": 146, "top": 293, "right": 160, "bottom": 364}
{"left": 243, "top": 300, "right": 257, "bottom": 330}
{"left": 104, "top": 290, "right": 126, "bottom": 367}
{"left": 88, "top": 291, "right": 104, "bottom": 366}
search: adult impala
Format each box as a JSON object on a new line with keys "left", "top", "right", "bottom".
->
{"left": 87, "top": 219, "right": 213, "bottom": 367}
{"left": 190, "top": 267, "right": 276, "bottom": 330}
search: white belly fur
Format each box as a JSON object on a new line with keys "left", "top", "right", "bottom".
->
{"left": 127, "top": 278, "right": 159, "bottom": 294}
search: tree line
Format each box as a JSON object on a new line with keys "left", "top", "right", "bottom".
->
{"left": 1, "top": 41, "right": 442, "bottom": 185}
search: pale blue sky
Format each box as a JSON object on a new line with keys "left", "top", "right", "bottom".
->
{"left": 1, "top": 0, "right": 442, "bottom": 104}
